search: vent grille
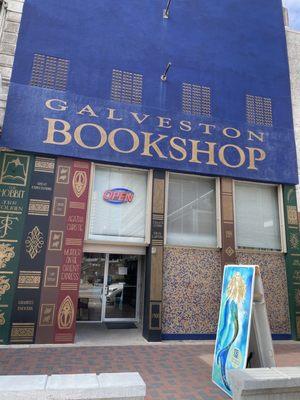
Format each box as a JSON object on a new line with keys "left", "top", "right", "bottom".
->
{"left": 246, "top": 95, "right": 273, "bottom": 127}
{"left": 182, "top": 83, "right": 211, "bottom": 117}
{"left": 111, "top": 69, "right": 143, "bottom": 104}
{"left": 30, "top": 54, "right": 70, "bottom": 91}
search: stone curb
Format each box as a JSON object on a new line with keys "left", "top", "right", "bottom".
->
{"left": 229, "top": 367, "right": 300, "bottom": 400}
{"left": 0, "top": 372, "right": 146, "bottom": 400}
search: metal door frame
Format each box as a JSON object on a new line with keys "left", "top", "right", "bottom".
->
{"left": 77, "top": 253, "right": 141, "bottom": 323}
{"left": 102, "top": 254, "right": 141, "bottom": 322}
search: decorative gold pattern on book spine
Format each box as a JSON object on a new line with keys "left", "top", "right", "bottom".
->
{"left": 0, "top": 154, "right": 30, "bottom": 186}
{"left": 39, "top": 304, "right": 55, "bottom": 326}
{"left": 0, "top": 244, "right": 15, "bottom": 269}
{"left": 10, "top": 323, "right": 35, "bottom": 343}
{"left": 17, "top": 271, "right": 41, "bottom": 289}
{"left": 72, "top": 171, "right": 87, "bottom": 198}
{"left": 34, "top": 157, "right": 55, "bottom": 173}
{"left": 28, "top": 199, "right": 50, "bottom": 216}
{"left": 287, "top": 206, "right": 298, "bottom": 226}
{"left": 0, "top": 276, "right": 10, "bottom": 296}
{"left": 25, "top": 226, "right": 44, "bottom": 259}
{"left": 48, "top": 231, "right": 64, "bottom": 251}
{"left": 0, "top": 214, "right": 19, "bottom": 239}
{"left": 58, "top": 296, "right": 74, "bottom": 329}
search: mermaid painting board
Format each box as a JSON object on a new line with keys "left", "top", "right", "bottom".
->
{"left": 212, "top": 265, "right": 256, "bottom": 397}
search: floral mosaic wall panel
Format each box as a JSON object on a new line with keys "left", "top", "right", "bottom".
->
{"left": 237, "top": 251, "right": 290, "bottom": 335}
{"left": 162, "top": 247, "right": 222, "bottom": 334}
{"left": 162, "top": 248, "right": 290, "bottom": 335}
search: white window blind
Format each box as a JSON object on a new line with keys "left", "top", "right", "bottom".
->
{"left": 88, "top": 166, "right": 148, "bottom": 244}
{"left": 235, "top": 183, "right": 281, "bottom": 250}
{"left": 167, "top": 174, "right": 217, "bottom": 247}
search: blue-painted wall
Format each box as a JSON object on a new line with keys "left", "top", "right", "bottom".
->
{"left": 1, "top": 0, "right": 298, "bottom": 184}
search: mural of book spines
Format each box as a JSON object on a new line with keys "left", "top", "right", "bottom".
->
{"left": 0, "top": 152, "right": 34, "bottom": 344}
{"left": 9, "top": 156, "right": 56, "bottom": 344}
{"left": 35, "top": 157, "right": 73, "bottom": 344}
{"left": 54, "top": 160, "right": 91, "bottom": 344}
{"left": 283, "top": 185, "right": 300, "bottom": 340}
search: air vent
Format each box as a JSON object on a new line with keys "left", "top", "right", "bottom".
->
{"left": 30, "top": 54, "right": 70, "bottom": 91}
{"left": 246, "top": 95, "right": 273, "bottom": 127}
{"left": 111, "top": 69, "right": 143, "bottom": 105}
{"left": 182, "top": 83, "right": 211, "bottom": 117}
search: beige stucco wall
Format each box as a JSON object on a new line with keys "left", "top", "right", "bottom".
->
{"left": 0, "top": 0, "right": 24, "bottom": 128}
{"left": 286, "top": 28, "right": 300, "bottom": 209}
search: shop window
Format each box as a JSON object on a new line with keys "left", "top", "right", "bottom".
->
{"left": 166, "top": 173, "right": 217, "bottom": 247}
{"left": 111, "top": 69, "right": 143, "bottom": 105}
{"left": 235, "top": 182, "right": 281, "bottom": 250}
{"left": 182, "top": 83, "right": 211, "bottom": 117}
{"left": 246, "top": 95, "right": 273, "bottom": 127}
{"left": 30, "top": 54, "right": 70, "bottom": 91}
{"left": 87, "top": 165, "right": 150, "bottom": 244}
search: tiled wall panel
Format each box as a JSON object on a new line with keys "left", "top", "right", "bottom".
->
{"left": 237, "top": 251, "right": 291, "bottom": 335}
{"left": 162, "top": 247, "right": 222, "bottom": 334}
{"left": 163, "top": 247, "right": 291, "bottom": 336}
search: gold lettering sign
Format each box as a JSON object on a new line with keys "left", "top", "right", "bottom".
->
{"left": 58, "top": 296, "right": 74, "bottom": 329}
{"left": 0, "top": 312, "right": 5, "bottom": 326}
{"left": 72, "top": 171, "right": 87, "bottom": 198}
{"left": 42, "top": 100, "right": 275, "bottom": 171}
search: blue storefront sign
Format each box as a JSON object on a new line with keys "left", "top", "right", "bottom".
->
{"left": 1, "top": 0, "right": 298, "bottom": 184}
{"left": 212, "top": 265, "right": 256, "bottom": 398}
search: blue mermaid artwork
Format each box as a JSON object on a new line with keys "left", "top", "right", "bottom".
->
{"left": 212, "top": 266, "right": 256, "bottom": 397}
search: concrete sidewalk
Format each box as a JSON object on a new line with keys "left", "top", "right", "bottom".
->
{"left": 0, "top": 342, "right": 299, "bottom": 400}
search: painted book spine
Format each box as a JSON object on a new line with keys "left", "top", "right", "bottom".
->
{"left": 9, "top": 156, "right": 56, "bottom": 344}
{"left": 35, "top": 158, "right": 73, "bottom": 343}
{"left": 0, "top": 152, "right": 34, "bottom": 345}
{"left": 283, "top": 185, "right": 300, "bottom": 341}
{"left": 54, "top": 160, "right": 90, "bottom": 344}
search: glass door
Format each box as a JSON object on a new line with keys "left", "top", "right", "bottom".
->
{"left": 103, "top": 254, "right": 140, "bottom": 321}
{"left": 77, "top": 253, "right": 140, "bottom": 323}
{"left": 77, "top": 253, "right": 106, "bottom": 322}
